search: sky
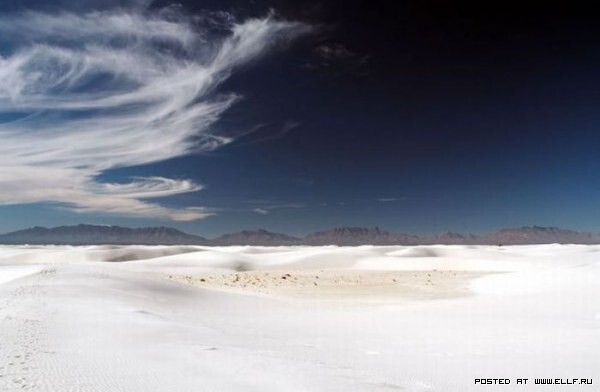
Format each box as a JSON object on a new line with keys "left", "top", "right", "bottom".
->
{"left": 1, "top": 0, "right": 600, "bottom": 237}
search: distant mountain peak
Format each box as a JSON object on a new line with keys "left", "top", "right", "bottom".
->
{"left": 305, "top": 226, "right": 398, "bottom": 245}
{"left": 431, "top": 231, "right": 465, "bottom": 238}
{"left": 0, "top": 224, "right": 206, "bottom": 245}
{"left": 1, "top": 224, "right": 599, "bottom": 246}
{"left": 213, "top": 228, "right": 300, "bottom": 245}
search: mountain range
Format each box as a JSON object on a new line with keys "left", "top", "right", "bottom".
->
{"left": 1, "top": 224, "right": 600, "bottom": 246}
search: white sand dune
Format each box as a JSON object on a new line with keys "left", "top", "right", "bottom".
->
{"left": 0, "top": 244, "right": 599, "bottom": 391}
{"left": 0, "top": 265, "right": 44, "bottom": 285}
{"left": 170, "top": 269, "right": 488, "bottom": 303}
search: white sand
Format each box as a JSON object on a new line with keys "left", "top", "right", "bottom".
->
{"left": 0, "top": 244, "right": 599, "bottom": 391}
{"left": 169, "top": 269, "right": 489, "bottom": 302}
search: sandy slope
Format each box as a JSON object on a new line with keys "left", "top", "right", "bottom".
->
{"left": 169, "top": 269, "right": 488, "bottom": 302}
{"left": 0, "top": 244, "right": 599, "bottom": 391}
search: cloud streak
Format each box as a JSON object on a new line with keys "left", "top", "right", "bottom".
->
{"left": 0, "top": 7, "right": 308, "bottom": 220}
{"left": 251, "top": 201, "right": 305, "bottom": 215}
{"left": 377, "top": 197, "right": 405, "bottom": 203}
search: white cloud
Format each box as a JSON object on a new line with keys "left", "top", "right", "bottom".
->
{"left": 251, "top": 202, "right": 304, "bottom": 215}
{"left": 0, "top": 8, "right": 308, "bottom": 220}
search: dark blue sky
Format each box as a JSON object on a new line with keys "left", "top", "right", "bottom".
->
{"left": 1, "top": 1, "right": 600, "bottom": 236}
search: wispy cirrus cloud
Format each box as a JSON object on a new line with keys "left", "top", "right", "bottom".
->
{"left": 0, "top": 7, "right": 309, "bottom": 220}
{"left": 377, "top": 197, "right": 405, "bottom": 202}
{"left": 230, "top": 121, "right": 300, "bottom": 147}
{"left": 304, "top": 43, "right": 370, "bottom": 74}
{"left": 250, "top": 201, "right": 305, "bottom": 215}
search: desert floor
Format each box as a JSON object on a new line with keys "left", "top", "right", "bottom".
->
{"left": 1, "top": 244, "right": 599, "bottom": 391}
